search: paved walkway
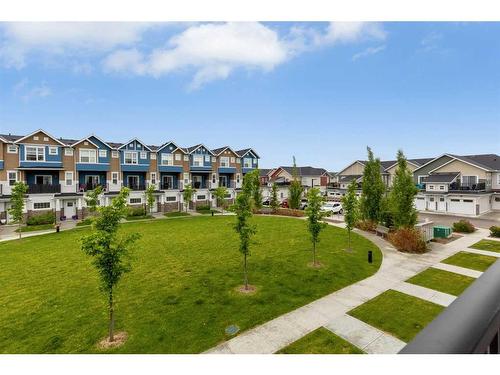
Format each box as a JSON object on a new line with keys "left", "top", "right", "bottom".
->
{"left": 392, "top": 281, "right": 455, "bottom": 307}
{"left": 205, "top": 225, "right": 490, "bottom": 354}
{"left": 431, "top": 262, "right": 483, "bottom": 278}
{"left": 462, "top": 248, "right": 500, "bottom": 258}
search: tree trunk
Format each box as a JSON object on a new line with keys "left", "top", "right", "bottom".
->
{"left": 348, "top": 229, "right": 351, "bottom": 251}
{"left": 313, "top": 242, "right": 316, "bottom": 266}
{"left": 244, "top": 253, "right": 248, "bottom": 290}
{"left": 18, "top": 223, "right": 21, "bottom": 239}
{"left": 108, "top": 288, "right": 114, "bottom": 342}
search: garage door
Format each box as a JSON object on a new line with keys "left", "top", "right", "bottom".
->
{"left": 448, "top": 198, "right": 474, "bottom": 215}
{"left": 415, "top": 197, "right": 425, "bottom": 211}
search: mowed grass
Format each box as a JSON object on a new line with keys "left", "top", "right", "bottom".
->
{"left": 0, "top": 215, "right": 381, "bottom": 354}
{"left": 406, "top": 268, "right": 475, "bottom": 296}
{"left": 469, "top": 240, "right": 500, "bottom": 253}
{"left": 277, "top": 327, "right": 364, "bottom": 354}
{"left": 348, "top": 290, "right": 444, "bottom": 342}
{"left": 441, "top": 251, "right": 497, "bottom": 272}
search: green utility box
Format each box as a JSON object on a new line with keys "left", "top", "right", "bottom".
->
{"left": 434, "top": 225, "right": 452, "bottom": 238}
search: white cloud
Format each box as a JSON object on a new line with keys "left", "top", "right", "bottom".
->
{"left": 352, "top": 45, "right": 386, "bottom": 61}
{"left": 419, "top": 31, "right": 443, "bottom": 53}
{"left": 0, "top": 22, "right": 155, "bottom": 68}
{"left": 12, "top": 79, "right": 52, "bottom": 101}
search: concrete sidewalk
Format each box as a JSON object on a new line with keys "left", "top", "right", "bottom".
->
{"left": 205, "top": 225, "right": 489, "bottom": 354}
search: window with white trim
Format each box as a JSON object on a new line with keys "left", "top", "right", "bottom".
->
{"left": 34, "top": 202, "right": 50, "bottom": 210}
{"left": 130, "top": 198, "right": 142, "bottom": 204}
{"left": 193, "top": 155, "right": 203, "bottom": 166}
{"left": 175, "top": 153, "right": 181, "bottom": 161}
{"left": 429, "top": 185, "right": 434, "bottom": 190}
{"left": 150, "top": 153, "right": 156, "bottom": 160}
{"left": 243, "top": 158, "right": 252, "bottom": 168}
{"left": 166, "top": 196, "right": 176, "bottom": 202}
{"left": 220, "top": 157, "right": 229, "bottom": 167}
{"left": 26, "top": 146, "right": 45, "bottom": 161}
{"left": 98, "top": 149, "right": 107, "bottom": 158}
{"left": 79, "top": 149, "right": 97, "bottom": 163}
{"left": 197, "top": 195, "right": 206, "bottom": 200}
{"left": 236, "top": 173, "right": 240, "bottom": 183}
{"left": 497, "top": 174, "right": 500, "bottom": 185}
{"left": 183, "top": 155, "right": 189, "bottom": 161}
{"left": 204, "top": 155, "right": 211, "bottom": 163}
{"left": 43, "top": 137, "right": 49, "bottom": 141}
{"left": 161, "top": 153, "right": 173, "bottom": 165}
{"left": 33, "top": 136, "right": 39, "bottom": 140}
{"left": 212, "top": 173, "right": 216, "bottom": 184}
{"left": 7, "top": 145, "right": 18, "bottom": 153}
{"left": 64, "top": 148, "right": 73, "bottom": 156}
{"left": 183, "top": 173, "right": 189, "bottom": 184}
{"left": 236, "top": 158, "right": 241, "bottom": 164}
{"left": 439, "top": 185, "right": 444, "bottom": 190}
{"left": 211, "top": 157, "right": 216, "bottom": 163}
{"left": 230, "top": 157, "right": 235, "bottom": 163}
{"left": 112, "top": 151, "right": 119, "bottom": 158}
{"left": 112, "top": 172, "right": 119, "bottom": 185}
{"left": 65, "top": 172, "right": 73, "bottom": 186}
{"left": 8, "top": 171, "right": 17, "bottom": 186}
{"left": 462, "top": 176, "right": 478, "bottom": 186}
{"left": 49, "top": 146, "right": 58, "bottom": 155}
{"left": 124, "top": 152, "right": 138, "bottom": 164}
{"left": 151, "top": 172, "right": 157, "bottom": 185}
{"left": 140, "top": 151, "right": 147, "bottom": 159}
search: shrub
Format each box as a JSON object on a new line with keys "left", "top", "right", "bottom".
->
{"left": 128, "top": 206, "right": 146, "bottom": 217}
{"left": 355, "top": 219, "right": 377, "bottom": 232}
{"left": 272, "top": 208, "right": 305, "bottom": 217}
{"left": 388, "top": 228, "right": 427, "bottom": 253}
{"left": 27, "top": 212, "right": 55, "bottom": 226}
{"left": 452, "top": 220, "right": 475, "bottom": 233}
{"left": 490, "top": 226, "right": 500, "bottom": 238}
{"left": 196, "top": 204, "right": 212, "bottom": 211}
{"left": 76, "top": 218, "right": 93, "bottom": 227}
{"left": 379, "top": 210, "right": 394, "bottom": 228}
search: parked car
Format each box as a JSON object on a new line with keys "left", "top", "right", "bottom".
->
{"left": 280, "top": 199, "right": 289, "bottom": 208}
{"left": 320, "top": 202, "right": 343, "bottom": 215}
{"left": 262, "top": 198, "right": 271, "bottom": 206}
{"left": 299, "top": 198, "right": 308, "bottom": 210}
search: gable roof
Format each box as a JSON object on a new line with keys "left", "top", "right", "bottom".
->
{"left": 118, "top": 138, "right": 153, "bottom": 152}
{"left": 236, "top": 148, "right": 260, "bottom": 158}
{"left": 71, "top": 134, "right": 113, "bottom": 149}
{"left": 339, "top": 175, "right": 363, "bottom": 183}
{"left": 448, "top": 154, "right": 500, "bottom": 171}
{"left": 276, "top": 166, "right": 328, "bottom": 177}
{"left": 211, "top": 146, "right": 237, "bottom": 156}
{"left": 337, "top": 160, "right": 366, "bottom": 176}
{"left": 13, "top": 129, "right": 67, "bottom": 146}
{"left": 157, "top": 140, "right": 185, "bottom": 154}
{"left": 423, "top": 172, "right": 460, "bottom": 184}
{"left": 185, "top": 144, "right": 215, "bottom": 155}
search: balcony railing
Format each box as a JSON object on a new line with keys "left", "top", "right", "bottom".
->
{"left": 123, "top": 183, "right": 146, "bottom": 191}
{"left": 78, "top": 183, "right": 107, "bottom": 193}
{"left": 400, "top": 259, "right": 500, "bottom": 354}
{"left": 27, "top": 184, "right": 61, "bottom": 194}
{"left": 218, "top": 180, "right": 235, "bottom": 188}
{"left": 449, "top": 182, "right": 487, "bottom": 192}
{"left": 192, "top": 181, "right": 208, "bottom": 189}
{"left": 160, "top": 182, "right": 179, "bottom": 190}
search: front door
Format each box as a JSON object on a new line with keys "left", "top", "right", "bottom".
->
{"left": 127, "top": 175, "right": 139, "bottom": 189}
{"left": 219, "top": 175, "right": 228, "bottom": 187}
{"left": 65, "top": 201, "right": 76, "bottom": 218}
{"left": 192, "top": 175, "right": 202, "bottom": 189}
{"left": 162, "top": 175, "right": 173, "bottom": 189}
{"left": 437, "top": 197, "right": 446, "bottom": 211}
{"left": 35, "top": 175, "right": 52, "bottom": 185}
{"left": 85, "top": 175, "right": 99, "bottom": 189}
{"left": 427, "top": 196, "right": 437, "bottom": 211}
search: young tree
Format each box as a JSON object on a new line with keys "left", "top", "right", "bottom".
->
{"left": 359, "top": 147, "right": 384, "bottom": 223}
{"left": 145, "top": 184, "right": 156, "bottom": 215}
{"left": 342, "top": 180, "right": 359, "bottom": 251}
{"left": 85, "top": 185, "right": 103, "bottom": 215}
{"left": 233, "top": 191, "right": 256, "bottom": 290}
{"left": 270, "top": 182, "right": 279, "bottom": 212}
{"left": 182, "top": 184, "right": 196, "bottom": 212}
{"left": 389, "top": 150, "right": 419, "bottom": 228}
{"left": 251, "top": 170, "right": 263, "bottom": 210}
{"left": 305, "top": 188, "right": 327, "bottom": 267}
{"left": 8, "top": 181, "right": 28, "bottom": 239}
{"left": 288, "top": 156, "right": 304, "bottom": 209}
{"left": 81, "top": 188, "right": 140, "bottom": 343}
{"left": 213, "top": 186, "right": 228, "bottom": 213}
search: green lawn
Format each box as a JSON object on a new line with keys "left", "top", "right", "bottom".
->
{"left": 469, "top": 240, "right": 500, "bottom": 253}
{"left": 164, "top": 211, "right": 190, "bottom": 218}
{"left": 0, "top": 215, "right": 381, "bottom": 353}
{"left": 406, "top": 268, "right": 475, "bottom": 296}
{"left": 441, "top": 251, "right": 498, "bottom": 272}
{"left": 277, "top": 327, "right": 364, "bottom": 354}
{"left": 125, "top": 215, "right": 154, "bottom": 221}
{"left": 348, "top": 290, "right": 444, "bottom": 342}
{"left": 15, "top": 224, "right": 54, "bottom": 233}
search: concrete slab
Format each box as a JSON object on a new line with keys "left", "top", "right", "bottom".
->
{"left": 431, "top": 262, "right": 483, "bottom": 278}
{"left": 363, "top": 332, "right": 406, "bottom": 354}
{"left": 463, "top": 248, "right": 500, "bottom": 258}
{"left": 393, "top": 282, "right": 456, "bottom": 307}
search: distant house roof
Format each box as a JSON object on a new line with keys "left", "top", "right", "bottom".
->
{"left": 448, "top": 154, "right": 500, "bottom": 171}
{"left": 236, "top": 148, "right": 260, "bottom": 158}
{"left": 339, "top": 175, "right": 363, "bottom": 183}
{"left": 423, "top": 172, "right": 460, "bottom": 183}
{"left": 184, "top": 144, "right": 215, "bottom": 155}
{"left": 259, "top": 168, "right": 271, "bottom": 177}
{"left": 211, "top": 146, "right": 237, "bottom": 156}
{"left": 278, "top": 166, "right": 328, "bottom": 176}
{"left": 0, "top": 133, "right": 24, "bottom": 142}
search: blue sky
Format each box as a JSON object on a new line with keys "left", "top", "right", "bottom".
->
{"left": 0, "top": 22, "right": 498, "bottom": 170}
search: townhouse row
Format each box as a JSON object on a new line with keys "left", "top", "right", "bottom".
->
{"left": 0, "top": 129, "right": 259, "bottom": 222}
{"left": 331, "top": 153, "right": 500, "bottom": 217}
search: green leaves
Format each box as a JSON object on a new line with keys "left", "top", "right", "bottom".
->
{"left": 342, "top": 180, "right": 359, "bottom": 232}
{"left": 389, "top": 150, "right": 418, "bottom": 228}
{"left": 84, "top": 184, "right": 103, "bottom": 213}
{"left": 305, "top": 188, "right": 327, "bottom": 246}
{"left": 145, "top": 184, "right": 156, "bottom": 214}
{"left": 8, "top": 182, "right": 28, "bottom": 224}
{"left": 359, "top": 147, "right": 385, "bottom": 222}
{"left": 289, "top": 156, "right": 304, "bottom": 209}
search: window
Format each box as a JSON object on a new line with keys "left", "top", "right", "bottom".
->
{"left": 98, "top": 149, "right": 107, "bottom": 158}
{"left": 184, "top": 155, "right": 189, "bottom": 161}
{"left": 440, "top": 197, "right": 445, "bottom": 202}
{"left": 220, "top": 157, "right": 229, "bottom": 167}
{"left": 150, "top": 153, "right": 156, "bottom": 160}
{"left": 429, "top": 185, "right": 434, "bottom": 190}
{"left": 495, "top": 197, "right": 500, "bottom": 202}
{"left": 112, "top": 151, "right": 119, "bottom": 158}
{"left": 33, "top": 136, "right": 39, "bottom": 140}
{"left": 137, "top": 144, "right": 142, "bottom": 149}
{"left": 130, "top": 198, "right": 142, "bottom": 204}
{"left": 243, "top": 158, "right": 252, "bottom": 168}
{"left": 140, "top": 151, "right": 147, "bottom": 159}
{"left": 151, "top": 172, "right": 157, "bottom": 185}
{"left": 212, "top": 173, "right": 216, "bottom": 184}
{"left": 193, "top": 155, "right": 203, "bottom": 166}
{"left": 439, "top": 185, "right": 444, "bottom": 190}
{"left": 231, "top": 157, "right": 235, "bottom": 163}
{"left": 112, "top": 172, "right": 119, "bottom": 185}
{"left": 429, "top": 197, "right": 434, "bottom": 202}
{"left": 161, "top": 154, "right": 173, "bottom": 165}
{"left": 498, "top": 174, "right": 500, "bottom": 185}
{"left": 43, "top": 137, "right": 49, "bottom": 141}
{"left": 212, "top": 157, "right": 216, "bottom": 163}
{"left": 175, "top": 153, "right": 181, "bottom": 161}
{"left": 49, "top": 146, "right": 58, "bottom": 155}
{"left": 236, "top": 174, "right": 240, "bottom": 183}
{"left": 183, "top": 173, "right": 189, "bottom": 184}
{"left": 34, "top": 202, "right": 50, "bottom": 210}
{"left": 462, "top": 176, "right": 478, "bottom": 186}
{"left": 8, "top": 171, "right": 17, "bottom": 186}
{"left": 205, "top": 155, "right": 211, "bottom": 163}
{"left": 26, "top": 146, "right": 45, "bottom": 161}
{"left": 416, "top": 197, "right": 424, "bottom": 200}
{"left": 65, "top": 172, "right": 73, "bottom": 186}
{"left": 450, "top": 199, "right": 460, "bottom": 202}
{"left": 166, "top": 196, "right": 176, "bottom": 202}
{"left": 7, "top": 145, "right": 18, "bottom": 153}
{"left": 236, "top": 158, "right": 241, "bottom": 164}
{"left": 463, "top": 199, "right": 473, "bottom": 203}
{"left": 124, "top": 152, "right": 138, "bottom": 164}
{"left": 79, "top": 149, "right": 97, "bottom": 163}
{"left": 197, "top": 195, "right": 206, "bottom": 200}
{"left": 65, "top": 148, "right": 73, "bottom": 156}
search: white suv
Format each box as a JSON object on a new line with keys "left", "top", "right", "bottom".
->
{"left": 320, "top": 202, "right": 343, "bottom": 215}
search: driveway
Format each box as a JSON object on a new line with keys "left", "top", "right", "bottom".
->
{"left": 418, "top": 212, "right": 500, "bottom": 230}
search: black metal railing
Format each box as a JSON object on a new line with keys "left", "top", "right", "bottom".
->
{"left": 123, "top": 183, "right": 146, "bottom": 191}
{"left": 218, "top": 180, "right": 235, "bottom": 188}
{"left": 77, "top": 183, "right": 107, "bottom": 193}
{"left": 160, "top": 182, "right": 179, "bottom": 190}
{"left": 27, "top": 184, "right": 61, "bottom": 194}
{"left": 449, "top": 181, "right": 487, "bottom": 191}
{"left": 192, "top": 181, "right": 207, "bottom": 189}
{"left": 400, "top": 259, "right": 500, "bottom": 354}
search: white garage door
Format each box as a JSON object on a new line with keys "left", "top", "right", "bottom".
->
{"left": 448, "top": 198, "right": 474, "bottom": 215}
{"left": 415, "top": 197, "right": 425, "bottom": 211}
